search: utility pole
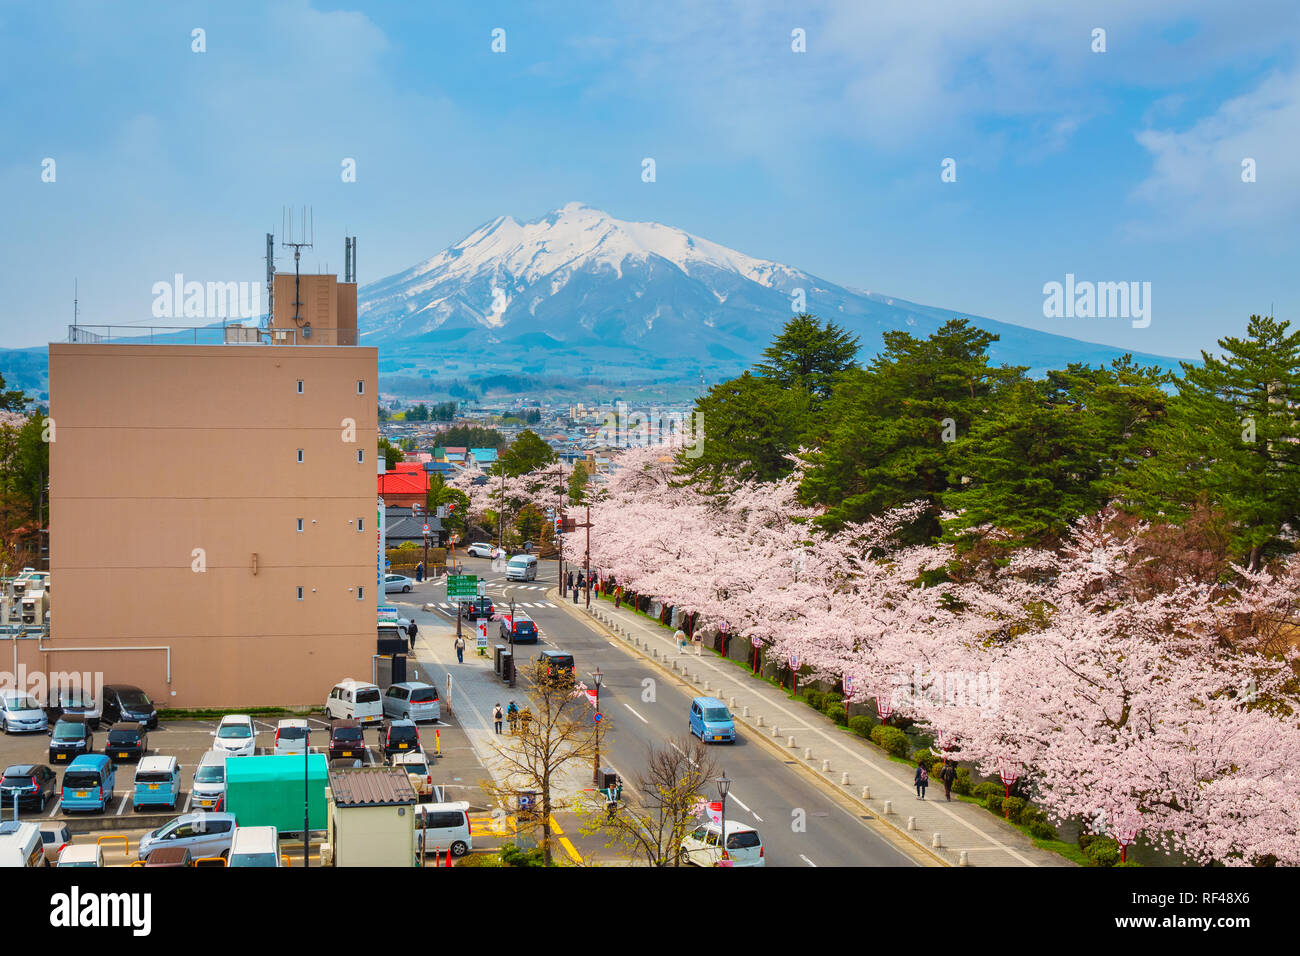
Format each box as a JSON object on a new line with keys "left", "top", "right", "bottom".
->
{"left": 497, "top": 466, "right": 505, "bottom": 554}
{"left": 584, "top": 504, "right": 592, "bottom": 609}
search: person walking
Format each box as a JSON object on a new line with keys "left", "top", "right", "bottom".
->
{"left": 492, "top": 703, "right": 504, "bottom": 734}
{"left": 915, "top": 762, "right": 929, "bottom": 800}
{"left": 407, "top": 619, "right": 418, "bottom": 652}
{"left": 566, "top": 570, "right": 574, "bottom": 593}
{"left": 415, "top": 562, "right": 424, "bottom": 583}
{"left": 506, "top": 700, "right": 519, "bottom": 734}
{"left": 674, "top": 626, "right": 687, "bottom": 655}
{"left": 941, "top": 761, "right": 956, "bottom": 801}
{"left": 573, "top": 580, "right": 580, "bottom": 604}
{"left": 614, "top": 586, "right": 622, "bottom": 610}
{"left": 454, "top": 634, "right": 466, "bottom": 664}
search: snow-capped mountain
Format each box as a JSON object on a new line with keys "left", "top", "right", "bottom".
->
{"left": 359, "top": 203, "right": 1177, "bottom": 384}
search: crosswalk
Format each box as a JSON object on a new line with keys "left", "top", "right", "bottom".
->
{"left": 428, "top": 601, "right": 558, "bottom": 611}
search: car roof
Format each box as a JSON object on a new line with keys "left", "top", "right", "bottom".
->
{"left": 109, "top": 721, "right": 145, "bottom": 732}
{"left": 177, "top": 811, "right": 236, "bottom": 825}
{"left": 391, "top": 751, "right": 427, "bottom": 764}
{"left": 104, "top": 684, "right": 145, "bottom": 693}
{"left": 137, "top": 756, "right": 176, "bottom": 773}
{"left": 66, "top": 754, "right": 109, "bottom": 769}
{"left": 3, "top": 764, "right": 36, "bottom": 775}
{"left": 218, "top": 714, "right": 252, "bottom": 723}
{"left": 706, "top": 821, "right": 758, "bottom": 834}
{"left": 390, "top": 681, "right": 433, "bottom": 690}
{"left": 232, "top": 826, "right": 278, "bottom": 849}
{"left": 693, "top": 697, "right": 728, "bottom": 708}
{"left": 54, "top": 713, "right": 87, "bottom": 724}
{"left": 0, "top": 691, "right": 37, "bottom": 704}
{"left": 59, "top": 844, "right": 101, "bottom": 861}
{"left": 331, "top": 718, "right": 361, "bottom": 730}
{"left": 198, "top": 750, "right": 227, "bottom": 765}
{"left": 417, "top": 800, "right": 469, "bottom": 813}
{"left": 386, "top": 718, "right": 416, "bottom": 727}
{"left": 335, "top": 679, "right": 378, "bottom": 689}
{"left": 540, "top": 649, "right": 571, "bottom": 658}
{"left": 277, "top": 718, "right": 309, "bottom": 727}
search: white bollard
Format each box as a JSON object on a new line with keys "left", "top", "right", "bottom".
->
{"left": 861, "top": 786, "right": 871, "bottom": 800}
{"left": 787, "top": 736, "right": 796, "bottom": 748}
{"left": 882, "top": 800, "right": 893, "bottom": 815}
{"left": 742, "top": 705, "right": 750, "bottom": 718}
{"left": 755, "top": 715, "right": 764, "bottom": 727}
{"left": 729, "top": 697, "right": 736, "bottom": 709}
{"left": 803, "top": 747, "right": 812, "bottom": 760}
{"left": 821, "top": 759, "right": 830, "bottom": 772}
{"left": 840, "top": 772, "right": 850, "bottom": 785}
{"left": 907, "top": 816, "right": 916, "bottom": 831}
{"left": 931, "top": 833, "right": 943, "bottom": 849}
{"left": 702, "top": 680, "right": 709, "bottom": 691}
{"left": 958, "top": 850, "right": 969, "bottom": 867}
{"left": 772, "top": 726, "right": 780, "bottom": 737}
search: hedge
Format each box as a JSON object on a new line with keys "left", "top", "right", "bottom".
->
{"left": 869, "top": 724, "right": 910, "bottom": 758}
{"left": 848, "top": 715, "right": 876, "bottom": 739}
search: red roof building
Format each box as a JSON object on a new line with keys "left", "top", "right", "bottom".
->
{"left": 378, "top": 471, "right": 428, "bottom": 507}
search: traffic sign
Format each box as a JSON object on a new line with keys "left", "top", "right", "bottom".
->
{"left": 422, "top": 523, "right": 430, "bottom": 535}
{"left": 446, "top": 574, "right": 478, "bottom": 599}
{"left": 594, "top": 712, "right": 602, "bottom": 722}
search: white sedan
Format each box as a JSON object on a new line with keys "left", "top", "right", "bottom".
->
{"left": 384, "top": 574, "right": 414, "bottom": 593}
{"left": 465, "top": 543, "right": 499, "bottom": 559}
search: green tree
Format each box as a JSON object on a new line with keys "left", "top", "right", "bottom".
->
{"left": 756, "top": 313, "right": 860, "bottom": 403}
{"left": 676, "top": 372, "right": 811, "bottom": 490}
{"left": 426, "top": 473, "right": 470, "bottom": 536}
{"left": 435, "top": 426, "right": 506, "bottom": 450}
{"left": 500, "top": 430, "right": 557, "bottom": 477}
{"left": 407, "top": 403, "right": 429, "bottom": 422}
{"left": 799, "top": 319, "right": 1023, "bottom": 540}
{"left": 0, "top": 374, "right": 27, "bottom": 412}
{"left": 0, "top": 414, "right": 49, "bottom": 528}
{"left": 1113, "top": 315, "right": 1300, "bottom": 568}
{"left": 568, "top": 460, "right": 589, "bottom": 505}
{"left": 378, "top": 437, "right": 404, "bottom": 469}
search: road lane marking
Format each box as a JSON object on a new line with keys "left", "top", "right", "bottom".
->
{"left": 668, "top": 741, "right": 698, "bottom": 767}
{"left": 115, "top": 794, "right": 127, "bottom": 816}
{"left": 622, "top": 703, "right": 648, "bottom": 724}
{"left": 729, "top": 793, "right": 753, "bottom": 813}
{"left": 800, "top": 854, "right": 817, "bottom": 867}
{"left": 47, "top": 797, "right": 61, "bottom": 817}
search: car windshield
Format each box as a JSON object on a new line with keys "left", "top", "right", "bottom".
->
{"left": 409, "top": 688, "right": 438, "bottom": 703}
{"left": 63, "top": 772, "right": 101, "bottom": 789}
{"left": 229, "top": 852, "right": 277, "bottom": 867}
{"left": 195, "top": 765, "right": 224, "bottom": 783}
{"left": 108, "top": 729, "right": 140, "bottom": 743}
{"left": 118, "top": 691, "right": 152, "bottom": 708}
{"left": 356, "top": 689, "right": 381, "bottom": 704}
{"left": 135, "top": 772, "right": 172, "bottom": 784}
{"left": 53, "top": 723, "right": 85, "bottom": 740}
{"left": 217, "top": 724, "right": 251, "bottom": 739}
{"left": 4, "top": 695, "right": 40, "bottom": 710}
{"left": 1, "top": 774, "right": 34, "bottom": 786}
{"left": 703, "top": 708, "right": 731, "bottom": 722}
{"left": 508, "top": 558, "right": 528, "bottom": 567}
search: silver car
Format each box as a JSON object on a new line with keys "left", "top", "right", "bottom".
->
{"left": 382, "top": 682, "right": 441, "bottom": 722}
{"left": 190, "top": 751, "right": 227, "bottom": 811}
{"left": 137, "top": 811, "right": 236, "bottom": 862}
{"left": 0, "top": 692, "right": 48, "bottom": 734}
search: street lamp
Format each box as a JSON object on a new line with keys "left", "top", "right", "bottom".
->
{"left": 508, "top": 595, "right": 516, "bottom": 687}
{"left": 716, "top": 772, "right": 731, "bottom": 866}
{"left": 591, "top": 667, "right": 603, "bottom": 785}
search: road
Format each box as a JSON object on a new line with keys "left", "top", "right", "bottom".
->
{"left": 420, "top": 553, "right": 924, "bottom": 868}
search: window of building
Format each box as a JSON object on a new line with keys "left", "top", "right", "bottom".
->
{"left": 357, "top": 586, "right": 365, "bottom": 601}
{"left": 297, "top": 449, "right": 304, "bottom": 463}
{"left": 357, "top": 449, "right": 365, "bottom": 464}
{"left": 296, "top": 587, "right": 304, "bottom": 601}
{"left": 357, "top": 380, "right": 365, "bottom": 395}
{"left": 296, "top": 518, "right": 303, "bottom": 532}
{"left": 296, "top": 380, "right": 304, "bottom": 394}
{"left": 358, "top": 517, "right": 364, "bottom": 532}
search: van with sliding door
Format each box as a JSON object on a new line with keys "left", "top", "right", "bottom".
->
{"left": 325, "top": 680, "right": 383, "bottom": 724}
{"left": 505, "top": 554, "right": 538, "bottom": 582}
{"left": 61, "top": 754, "right": 116, "bottom": 813}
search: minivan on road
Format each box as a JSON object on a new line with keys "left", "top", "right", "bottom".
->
{"left": 505, "top": 554, "right": 538, "bottom": 581}
{"left": 61, "top": 754, "right": 116, "bottom": 814}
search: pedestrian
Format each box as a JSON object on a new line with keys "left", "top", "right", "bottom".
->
{"left": 915, "top": 762, "right": 929, "bottom": 799}
{"left": 614, "top": 586, "right": 622, "bottom": 610}
{"left": 492, "top": 703, "right": 504, "bottom": 734}
{"left": 454, "top": 634, "right": 466, "bottom": 664}
{"left": 506, "top": 700, "right": 519, "bottom": 733}
{"left": 415, "top": 562, "right": 424, "bottom": 582}
{"left": 407, "top": 619, "right": 418, "bottom": 651}
{"left": 567, "top": 570, "right": 574, "bottom": 592}
{"left": 577, "top": 572, "right": 585, "bottom": 591}
{"left": 941, "top": 761, "right": 956, "bottom": 802}
{"left": 573, "top": 581, "right": 579, "bottom": 605}
{"left": 674, "top": 626, "right": 687, "bottom": 654}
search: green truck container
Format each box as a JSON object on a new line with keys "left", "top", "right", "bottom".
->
{"left": 224, "top": 754, "right": 328, "bottom": 834}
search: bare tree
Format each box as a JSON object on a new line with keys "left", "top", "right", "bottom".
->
{"left": 579, "top": 736, "right": 718, "bottom": 866}
{"left": 482, "top": 661, "right": 599, "bottom": 865}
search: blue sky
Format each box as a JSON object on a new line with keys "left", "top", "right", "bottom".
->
{"left": 2, "top": 0, "right": 1298, "bottom": 358}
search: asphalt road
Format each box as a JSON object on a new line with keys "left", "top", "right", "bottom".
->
{"left": 440, "top": 553, "right": 922, "bottom": 868}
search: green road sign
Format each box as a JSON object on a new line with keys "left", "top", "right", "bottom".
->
{"left": 446, "top": 574, "right": 478, "bottom": 599}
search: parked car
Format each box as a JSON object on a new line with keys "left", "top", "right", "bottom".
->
{"left": 273, "top": 718, "right": 310, "bottom": 755}
{"left": 688, "top": 697, "right": 737, "bottom": 744}
{"left": 681, "top": 821, "right": 765, "bottom": 867}
{"left": 384, "top": 573, "right": 414, "bottom": 593}
{"left": 57, "top": 844, "right": 104, "bottom": 867}
{"left": 48, "top": 716, "right": 93, "bottom": 764}
{"left": 383, "top": 682, "right": 441, "bottom": 722}
{"left": 465, "top": 542, "right": 498, "bottom": 559}
{"left": 0, "top": 691, "right": 48, "bottom": 734}
{"left": 390, "top": 751, "right": 434, "bottom": 799}
{"left": 228, "top": 825, "right": 281, "bottom": 867}
{"left": 0, "top": 821, "right": 46, "bottom": 867}
{"left": 505, "top": 554, "right": 538, "bottom": 581}
{"left": 212, "top": 715, "right": 256, "bottom": 757}
{"left": 132, "top": 756, "right": 182, "bottom": 812}
{"left": 537, "top": 649, "right": 575, "bottom": 682}
{"left": 325, "top": 679, "right": 383, "bottom": 723}
{"left": 413, "top": 801, "right": 472, "bottom": 857}
{"left": 378, "top": 719, "right": 421, "bottom": 758}
{"left": 0, "top": 764, "right": 58, "bottom": 811}
{"left": 105, "top": 722, "right": 149, "bottom": 762}
{"left": 460, "top": 596, "right": 495, "bottom": 621}
{"left": 61, "top": 754, "right": 116, "bottom": 814}
{"left": 501, "top": 613, "right": 539, "bottom": 644}
{"left": 39, "top": 823, "right": 71, "bottom": 865}
{"left": 100, "top": 684, "right": 158, "bottom": 729}
{"left": 137, "top": 811, "right": 236, "bottom": 862}
{"left": 52, "top": 689, "right": 101, "bottom": 729}
{"left": 190, "top": 750, "right": 227, "bottom": 810}
{"left": 328, "top": 719, "right": 366, "bottom": 761}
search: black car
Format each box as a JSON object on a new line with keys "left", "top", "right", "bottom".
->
{"left": 0, "top": 764, "right": 58, "bottom": 811}
{"left": 328, "top": 719, "right": 366, "bottom": 761}
{"left": 538, "top": 649, "right": 576, "bottom": 681}
{"left": 48, "top": 717, "right": 93, "bottom": 764}
{"left": 378, "top": 719, "right": 420, "bottom": 758}
{"left": 101, "top": 685, "right": 158, "bottom": 729}
{"left": 501, "top": 614, "right": 539, "bottom": 644}
{"left": 105, "top": 723, "right": 149, "bottom": 762}
{"left": 460, "top": 597, "right": 495, "bottom": 621}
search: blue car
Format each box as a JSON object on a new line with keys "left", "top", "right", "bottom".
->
{"left": 132, "top": 756, "right": 181, "bottom": 811}
{"left": 61, "top": 754, "right": 116, "bottom": 813}
{"left": 689, "top": 697, "right": 736, "bottom": 744}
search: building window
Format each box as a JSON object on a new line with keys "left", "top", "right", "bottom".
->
{"left": 296, "top": 518, "right": 303, "bottom": 532}
{"left": 357, "top": 380, "right": 365, "bottom": 395}
{"left": 296, "top": 380, "right": 304, "bottom": 394}
{"left": 357, "top": 449, "right": 365, "bottom": 464}
{"left": 357, "top": 586, "right": 365, "bottom": 601}
{"left": 296, "top": 587, "right": 304, "bottom": 601}
{"left": 358, "top": 517, "right": 364, "bottom": 532}
{"left": 297, "top": 449, "right": 304, "bottom": 463}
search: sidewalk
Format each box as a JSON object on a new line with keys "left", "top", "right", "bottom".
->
{"left": 558, "top": 588, "right": 1072, "bottom": 868}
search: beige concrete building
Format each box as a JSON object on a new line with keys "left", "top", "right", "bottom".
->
{"left": 38, "top": 279, "right": 377, "bottom": 708}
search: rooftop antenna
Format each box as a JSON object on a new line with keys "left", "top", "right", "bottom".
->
{"left": 345, "top": 236, "right": 357, "bottom": 283}
{"left": 263, "top": 232, "right": 275, "bottom": 329}
{"left": 280, "top": 206, "right": 313, "bottom": 338}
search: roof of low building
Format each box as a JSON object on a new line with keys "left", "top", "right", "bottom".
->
{"left": 328, "top": 766, "right": 418, "bottom": 807}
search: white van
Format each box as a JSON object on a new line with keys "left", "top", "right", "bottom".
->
{"left": 228, "top": 825, "right": 282, "bottom": 867}
{"left": 413, "top": 801, "right": 472, "bottom": 858}
{"left": 325, "top": 679, "right": 384, "bottom": 724}
{"left": 57, "top": 844, "right": 104, "bottom": 867}
{"left": 505, "top": 554, "right": 538, "bottom": 582}
{"left": 0, "top": 821, "right": 45, "bottom": 867}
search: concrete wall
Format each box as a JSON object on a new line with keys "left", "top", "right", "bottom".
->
{"left": 47, "top": 343, "right": 378, "bottom": 708}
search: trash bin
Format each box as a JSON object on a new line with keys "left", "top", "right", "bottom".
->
{"left": 494, "top": 644, "right": 506, "bottom": 675}
{"left": 500, "top": 651, "right": 513, "bottom": 685}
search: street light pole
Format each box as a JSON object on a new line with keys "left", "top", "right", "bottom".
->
{"left": 584, "top": 503, "right": 591, "bottom": 609}
{"left": 303, "top": 739, "right": 310, "bottom": 867}
{"left": 716, "top": 772, "right": 730, "bottom": 867}
{"left": 592, "top": 667, "right": 603, "bottom": 785}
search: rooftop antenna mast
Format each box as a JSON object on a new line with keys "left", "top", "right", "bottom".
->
{"left": 263, "top": 231, "right": 275, "bottom": 329}
{"left": 281, "top": 206, "right": 314, "bottom": 338}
